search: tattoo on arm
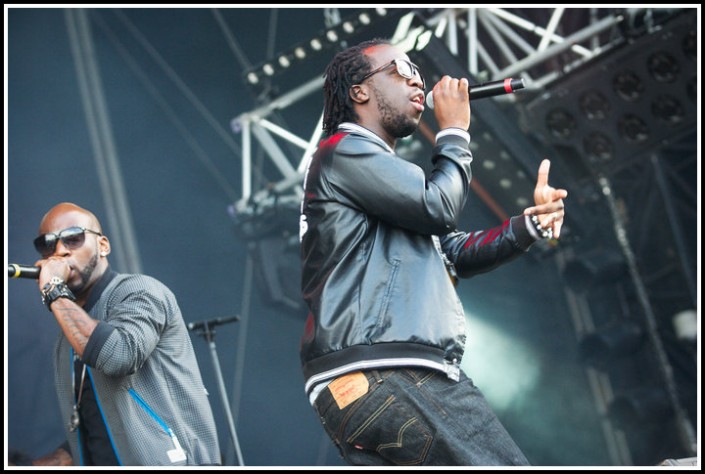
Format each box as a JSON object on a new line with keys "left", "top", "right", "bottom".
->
{"left": 53, "top": 304, "right": 97, "bottom": 355}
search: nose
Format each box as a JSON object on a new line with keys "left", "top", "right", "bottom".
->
{"left": 54, "top": 239, "right": 71, "bottom": 256}
{"left": 408, "top": 73, "right": 424, "bottom": 90}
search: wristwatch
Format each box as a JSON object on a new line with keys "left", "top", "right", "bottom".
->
{"left": 41, "top": 276, "right": 76, "bottom": 311}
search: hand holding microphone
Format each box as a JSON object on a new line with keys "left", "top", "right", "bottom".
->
{"left": 426, "top": 77, "right": 525, "bottom": 109}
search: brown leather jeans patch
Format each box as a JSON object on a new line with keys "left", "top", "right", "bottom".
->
{"left": 328, "top": 371, "right": 370, "bottom": 409}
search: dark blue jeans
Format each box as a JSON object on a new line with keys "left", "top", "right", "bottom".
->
{"left": 313, "top": 367, "right": 530, "bottom": 466}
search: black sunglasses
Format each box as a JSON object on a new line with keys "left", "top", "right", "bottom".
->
{"left": 358, "top": 58, "right": 425, "bottom": 90}
{"left": 34, "top": 226, "right": 102, "bottom": 257}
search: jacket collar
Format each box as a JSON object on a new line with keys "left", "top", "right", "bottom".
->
{"left": 338, "top": 122, "right": 394, "bottom": 154}
{"left": 83, "top": 268, "right": 117, "bottom": 313}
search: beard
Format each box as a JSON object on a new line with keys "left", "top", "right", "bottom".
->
{"left": 69, "top": 252, "right": 99, "bottom": 294}
{"left": 372, "top": 85, "right": 418, "bottom": 138}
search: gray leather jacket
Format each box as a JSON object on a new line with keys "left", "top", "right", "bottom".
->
{"left": 299, "top": 123, "right": 537, "bottom": 394}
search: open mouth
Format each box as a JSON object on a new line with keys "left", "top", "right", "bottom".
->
{"left": 411, "top": 94, "right": 425, "bottom": 112}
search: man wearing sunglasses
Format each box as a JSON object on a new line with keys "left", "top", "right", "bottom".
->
{"left": 299, "top": 39, "right": 567, "bottom": 465}
{"left": 25, "top": 202, "right": 221, "bottom": 466}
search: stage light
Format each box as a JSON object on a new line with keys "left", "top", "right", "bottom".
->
{"left": 516, "top": 196, "right": 530, "bottom": 208}
{"left": 242, "top": 8, "right": 397, "bottom": 91}
{"left": 278, "top": 55, "right": 291, "bottom": 68}
{"left": 612, "top": 70, "right": 643, "bottom": 102}
{"left": 578, "top": 319, "right": 645, "bottom": 369}
{"left": 482, "top": 160, "right": 496, "bottom": 170}
{"left": 647, "top": 51, "right": 679, "bottom": 83}
{"left": 672, "top": 309, "right": 697, "bottom": 343}
{"left": 580, "top": 90, "right": 611, "bottom": 121}
{"left": 582, "top": 131, "right": 615, "bottom": 164}
{"left": 325, "top": 29, "right": 338, "bottom": 42}
{"left": 310, "top": 38, "right": 322, "bottom": 51}
{"left": 251, "top": 234, "right": 305, "bottom": 313}
{"left": 617, "top": 114, "right": 649, "bottom": 143}
{"left": 546, "top": 108, "right": 577, "bottom": 139}
{"left": 608, "top": 387, "right": 673, "bottom": 429}
{"left": 562, "top": 248, "right": 627, "bottom": 292}
{"left": 651, "top": 95, "right": 685, "bottom": 124}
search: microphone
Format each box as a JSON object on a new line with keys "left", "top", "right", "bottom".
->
{"left": 8, "top": 264, "right": 40, "bottom": 279}
{"left": 425, "top": 78, "right": 525, "bottom": 109}
{"left": 187, "top": 315, "right": 240, "bottom": 332}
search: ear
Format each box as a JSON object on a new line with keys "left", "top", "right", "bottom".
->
{"left": 349, "top": 84, "right": 369, "bottom": 104}
{"left": 99, "top": 236, "right": 111, "bottom": 257}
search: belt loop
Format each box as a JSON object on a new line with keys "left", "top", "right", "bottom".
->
{"left": 370, "top": 369, "right": 383, "bottom": 385}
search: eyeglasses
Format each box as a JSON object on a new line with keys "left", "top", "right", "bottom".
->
{"left": 358, "top": 58, "right": 425, "bottom": 90}
{"left": 34, "top": 226, "right": 102, "bottom": 257}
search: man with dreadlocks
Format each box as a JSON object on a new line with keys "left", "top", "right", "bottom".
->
{"left": 298, "top": 38, "right": 567, "bottom": 466}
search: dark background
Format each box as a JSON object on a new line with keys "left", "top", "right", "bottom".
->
{"left": 5, "top": 7, "right": 699, "bottom": 467}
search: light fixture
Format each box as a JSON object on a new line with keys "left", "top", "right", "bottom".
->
{"left": 582, "top": 131, "right": 614, "bottom": 164}
{"left": 310, "top": 38, "right": 322, "bottom": 51}
{"left": 578, "top": 319, "right": 644, "bottom": 369}
{"left": 651, "top": 94, "right": 684, "bottom": 124}
{"left": 672, "top": 309, "right": 697, "bottom": 343}
{"left": 546, "top": 108, "right": 577, "bottom": 139}
{"left": 250, "top": 234, "right": 305, "bottom": 313}
{"left": 517, "top": 9, "right": 696, "bottom": 183}
{"left": 247, "top": 72, "right": 259, "bottom": 85}
{"left": 278, "top": 55, "right": 291, "bottom": 68}
{"left": 242, "top": 8, "right": 395, "bottom": 90}
{"left": 580, "top": 90, "right": 610, "bottom": 120}
{"left": 617, "top": 114, "right": 649, "bottom": 143}
{"left": 563, "top": 248, "right": 627, "bottom": 292}
{"left": 325, "top": 29, "right": 338, "bottom": 42}
{"left": 612, "top": 70, "right": 643, "bottom": 102}
{"left": 647, "top": 51, "right": 679, "bottom": 83}
{"left": 608, "top": 387, "right": 673, "bottom": 429}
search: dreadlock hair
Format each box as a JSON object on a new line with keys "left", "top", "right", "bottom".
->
{"left": 322, "top": 38, "right": 391, "bottom": 136}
